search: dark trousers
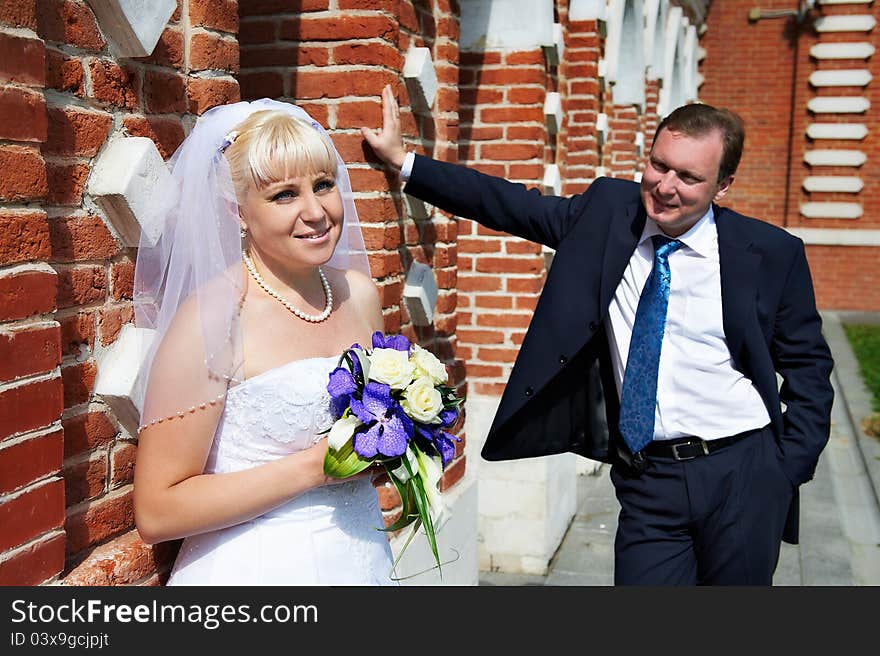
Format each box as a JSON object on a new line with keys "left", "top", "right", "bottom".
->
{"left": 611, "top": 426, "right": 795, "bottom": 585}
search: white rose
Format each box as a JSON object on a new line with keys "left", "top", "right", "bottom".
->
{"left": 401, "top": 379, "right": 443, "bottom": 423}
{"left": 368, "top": 348, "right": 415, "bottom": 389}
{"left": 410, "top": 344, "right": 448, "bottom": 385}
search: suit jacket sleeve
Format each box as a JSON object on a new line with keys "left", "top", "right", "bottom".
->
{"left": 404, "top": 154, "right": 599, "bottom": 249}
{"left": 773, "top": 239, "right": 835, "bottom": 487}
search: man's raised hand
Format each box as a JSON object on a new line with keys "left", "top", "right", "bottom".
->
{"left": 360, "top": 84, "right": 407, "bottom": 170}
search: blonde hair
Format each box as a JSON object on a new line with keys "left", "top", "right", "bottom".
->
{"left": 223, "top": 110, "right": 338, "bottom": 201}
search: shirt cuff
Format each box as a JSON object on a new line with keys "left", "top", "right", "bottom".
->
{"left": 399, "top": 151, "right": 416, "bottom": 182}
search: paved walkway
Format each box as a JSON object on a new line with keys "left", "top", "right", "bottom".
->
{"left": 481, "top": 311, "right": 880, "bottom": 586}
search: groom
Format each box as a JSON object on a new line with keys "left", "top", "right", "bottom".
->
{"left": 363, "top": 86, "right": 834, "bottom": 585}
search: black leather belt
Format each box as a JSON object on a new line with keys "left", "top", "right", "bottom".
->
{"left": 643, "top": 426, "right": 766, "bottom": 461}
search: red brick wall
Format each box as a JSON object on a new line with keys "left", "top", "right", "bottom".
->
{"left": 456, "top": 46, "right": 549, "bottom": 397}
{"left": 238, "top": 0, "right": 467, "bottom": 531}
{"left": 5, "top": 0, "right": 874, "bottom": 587}
{"left": 0, "top": 0, "right": 63, "bottom": 586}
{"left": 562, "top": 19, "right": 602, "bottom": 193}
{"left": 700, "top": 0, "right": 879, "bottom": 310}
{"left": 0, "top": 0, "right": 242, "bottom": 586}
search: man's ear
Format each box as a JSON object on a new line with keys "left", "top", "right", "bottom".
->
{"left": 714, "top": 175, "right": 734, "bottom": 202}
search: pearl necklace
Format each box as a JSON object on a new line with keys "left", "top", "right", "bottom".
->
{"left": 242, "top": 250, "right": 333, "bottom": 323}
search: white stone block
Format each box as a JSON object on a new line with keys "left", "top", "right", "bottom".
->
{"left": 542, "top": 243, "right": 556, "bottom": 271}
{"left": 596, "top": 112, "right": 608, "bottom": 149}
{"left": 803, "top": 176, "right": 864, "bottom": 193}
{"left": 544, "top": 92, "right": 562, "bottom": 134}
{"left": 480, "top": 478, "right": 546, "bottom": 518}
{"left": 94, "top": 324, "right": 155, "bottom": 436}
{"left": 87, "top": 136, "right": 170, "bottom": 247}
{"left": 465, "top": 393, "right": 577, "bottom": 576}
{"left": 786, "top": 227, "right": 880, "bottom": 246}
{"left": 800, "top": 202, "right": 863, "bottom": 219}
{"left": 576, "top": 456, "right": 605, "bottom": 475}
{"left": 810, "top": 42, "right": 875, "bottom": 60}
{"left": 85, "top": 0, "right": 176, "bottom": 58}
{"left": 543, "top": 164, "right": 561, "bottom": 196}
{"left": 804, "top": 149, "right": 867, "bottom": 167}
{"left": 403, "top": 47, "right": 438, "bottom": 114}
{"left": 404, "top": 194, "right": 431, "bottom": 220}
{"left": 459, "top": 0, "right": 553, "bottom": 52}
{"left": 807, "top": 97, "right": 870, "bottom": 113}
{"left": 569, "top": 0, "right": 607, "bottom": 20}
{"left": 481, "top": 517, "right": 550, "bottom": 560}
{"left": 814, "top": 15, "right": 877, "bottom": 32}
{"left": 809, "top": 69, "right": 872, "bottom": 87}
{"left": 819, "top": 0, "right": 873, "bottom": 4}
{"left": 635, "top": 131, "right": 644, "bottom": 156}
{"left": 807, "top": 123, "right": 868, "bottom": 140}
{"left": 402, "top": 260, "right": 438, "bottom": 327}
{"left": 542, "top": 22, "right": 565, "bottom": 67}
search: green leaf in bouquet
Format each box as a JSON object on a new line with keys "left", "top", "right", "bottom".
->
{"left": 387, "top": 452, "right": 442, "bottom": 576}
{"left": 323, "top": 438, "right": 373, "bottom": 478}
{"left": 410, "top": 465, "right": 441, "bottom": 575}
{"left": 438, "top": 385, "right": 464, "bottom": 407}
{"left": 381, "top": 465, "right": 419, "bottom": 532}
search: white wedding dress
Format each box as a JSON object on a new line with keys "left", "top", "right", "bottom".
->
{"left": 167, "top": 356, "right": 396, "bottom": 586}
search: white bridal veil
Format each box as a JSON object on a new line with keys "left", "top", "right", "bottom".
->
{"left": 133, "top": 99, "right": 370, "bottom": 429}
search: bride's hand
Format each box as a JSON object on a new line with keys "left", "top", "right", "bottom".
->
{"left": 360, "top": 84, "right": 407, "bottom": 170}
{"left": 309, "top": 437, "right": 384, "bottom": 487}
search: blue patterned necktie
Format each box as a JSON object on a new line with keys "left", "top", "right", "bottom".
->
{"left": 619, "top": 235, "right": 684, "bottom": 455}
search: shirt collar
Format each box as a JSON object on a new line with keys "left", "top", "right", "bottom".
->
{"left": 640, "top": 205, "right": 716, "bottom": 258}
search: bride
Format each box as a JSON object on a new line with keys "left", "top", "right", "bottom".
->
{"left": 132, "top": 99, "right": 396, "bottom": 585}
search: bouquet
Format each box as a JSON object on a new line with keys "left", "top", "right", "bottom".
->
{"left": 324, "top": 332, "right": 462, "bottom": 575}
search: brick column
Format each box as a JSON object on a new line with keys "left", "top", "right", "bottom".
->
{"left": 239, "top": 1, "right": 475, "bottom": 583}
{"left": 0, "top": 0, "right": 66, "bottom": 586}
{"left": 457, "top": 48, "right": 548, "bottom": 397}
{"left": 563, "top": 18, "right": 602, "bottom": 193}
{"left": 1, "top": 0, "right": 243, "bottom": 586}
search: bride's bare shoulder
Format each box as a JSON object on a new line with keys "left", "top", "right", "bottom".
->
{"left": 325, "top": 267, "right": 381, "bottom": 326}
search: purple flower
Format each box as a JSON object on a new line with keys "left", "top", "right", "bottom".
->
{"left": 371, "top": 331, "right": 410, "bottom": 353}
{"left": 414, "top": 423, "right": 460, "bottom": 468}
{"left": 349, "top": 381, "right": 413, "bottom": 458}
{"left": 344, "top": 346, "right": 365, "bottom": 382}
{"left": 327, "top": 366, "right": 357, "bottom": 418}
{"left": 438, "top": 407, "right": 458, "bottom": 428}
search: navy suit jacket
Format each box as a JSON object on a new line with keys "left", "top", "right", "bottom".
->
{"left": 405, "top": 155, "right": 834, "bottom": 544}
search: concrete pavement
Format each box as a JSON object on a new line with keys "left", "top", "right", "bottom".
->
{"left": 480, "top": 311, "right": 880, "bottom": 586}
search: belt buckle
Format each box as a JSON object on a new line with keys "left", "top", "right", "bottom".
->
{"left": 671, "top": 439, "right": 709, "bottom": 461}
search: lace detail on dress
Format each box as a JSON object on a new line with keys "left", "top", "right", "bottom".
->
{"left": 167, "top": 355, "right": 395, "bottom": 585}
{"left": 206, "top": 356, "right": 339, "bottom": 473}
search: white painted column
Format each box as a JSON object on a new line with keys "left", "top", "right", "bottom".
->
{"left": 465, "top": 395, "right": 577, "bottom": 575}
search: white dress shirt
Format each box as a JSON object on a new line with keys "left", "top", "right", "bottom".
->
{"left": 605, "top": 208, "right": 770, "bottom": 441}
{"left": 401, "top": 154, "right": 769, "bottom": 441}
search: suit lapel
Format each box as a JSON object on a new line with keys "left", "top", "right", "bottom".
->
{"left": 716, "top": 206, "right": 761, "bottom": 371}
{"left": 599, "top": 200, "right": 645, "bottom": 316}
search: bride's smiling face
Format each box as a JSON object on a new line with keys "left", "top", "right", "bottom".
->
{"left": 225, "top": 110, "right": 344, "bottom": 270}
{"left": 240, "top": 168, "right": 343, "bottom": 270}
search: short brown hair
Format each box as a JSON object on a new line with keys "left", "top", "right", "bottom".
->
{"left": 653, "top": 103, "right": 745, "bottom": 182}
